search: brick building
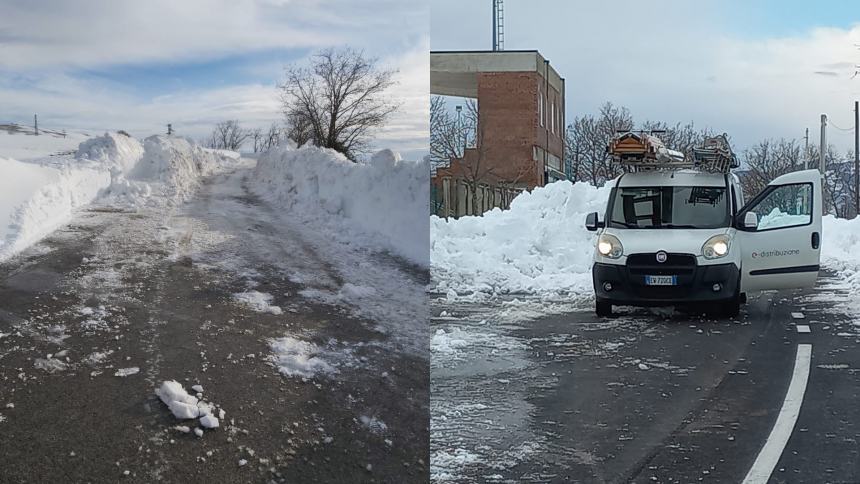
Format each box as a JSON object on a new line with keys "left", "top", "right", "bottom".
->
{"left": 431, "top": 50, "right": 566, "bottom": 216}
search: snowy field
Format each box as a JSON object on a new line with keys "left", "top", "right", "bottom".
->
{"left": 431, "top": 180, "right": 860, "bottom": 305}
{"left": 0, "top": 123, "right": 91, "bottom": 159}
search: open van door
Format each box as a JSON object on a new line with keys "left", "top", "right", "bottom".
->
{"left": 735, "top": 169, "right": 822, "bottom": 292}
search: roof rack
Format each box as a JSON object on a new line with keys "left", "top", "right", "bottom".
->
{"left": 692, "top": 133, "right": 739, "bottom": 173}
{"left": 607, "top": 131, "right": 737, "bottom": 174}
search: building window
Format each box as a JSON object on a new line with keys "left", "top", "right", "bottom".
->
{"left": 551, "top": 101, "right": 555, "bottom": 134}
{"left": 539, "top": 91, "right": 544, "bottom": 127}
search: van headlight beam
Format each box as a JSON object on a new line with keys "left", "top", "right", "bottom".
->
{"left": 597, "top": 234, "right": 624, "bottom": 259}
{"left": 702, "top": 234, "right": 730, "bottom": 260}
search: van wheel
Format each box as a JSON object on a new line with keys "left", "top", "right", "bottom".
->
{"left": 596, "top": 299, "right": 613, "bottom": 317}
{"left": 721, "top": 296, "right": 740, "bottom": 318}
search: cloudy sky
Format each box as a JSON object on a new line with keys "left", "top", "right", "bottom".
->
{"left": 432, "top": 0, "right": 860, "bottom": 154}
{"left": 0, "top": 0, "right": 428, "bottom": 159}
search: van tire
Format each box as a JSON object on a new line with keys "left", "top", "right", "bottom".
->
{"left": 596, "top": 299, "right": 613, "bottom": 317}
{"left": 721, "top": 296, "right": 740, "bottom": 318}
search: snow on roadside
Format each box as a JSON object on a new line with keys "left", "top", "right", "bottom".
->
{"left": 820, "top": 215, "right": 860, "bottom": 305}
{"left": 0, "top": 132, "right": 240, "bottom": 262}
{"left": 431, "top": 180, "right": 612, "bottom": 299}
{"left": 250, "top": 145, "right": 429, "bottom": 267}
{"left": 0, "top": 157, "right": 110, "bottom": 261}
{"left": 432, "top": 178, "right": 860, "bottom": 305}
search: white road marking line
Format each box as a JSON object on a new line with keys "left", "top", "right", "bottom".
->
{"left": 791, "top": 312, "right": 805, "bottom": 319}
{"left": 742, "top": 344, "right": 812, "bottom": 484}
{"left": 796, "top": 325, "right": 811, "bottom": 334}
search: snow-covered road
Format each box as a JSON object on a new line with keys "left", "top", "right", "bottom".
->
{"left": 0, "top": 162, "right": 429, "bottom": 482}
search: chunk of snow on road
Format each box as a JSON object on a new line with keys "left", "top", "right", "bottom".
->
{"left": 431, "top": 328, "right": 470, "bottom": 354}
{"left": 199, "top": 414, "right": 219, "bottom": 429}
{"left": 34, "top": 357, "right": 68, "bottom": 373}
{"left": 638, "top": 363, "right": 649, "bottom": 370}
{"left": 251, "top": 145, "right": 429, "bottom": 266}
{"left": 268, "top": 337, "right": 336, "bottom": 378}
{"left": 238, "top": 459, "right": 247, "bottom": 467}
{"left": 194, "top": 427, "right": 204, "bottom": 437}
{"left": 191, "top": 385, "right": 203, "bottom": 393}
{"left": 431, "top": 448, "right": 481, "bottom": 482}
{"left": 174, "top": 425, "right": 191, "bottom": 433}
{"left": 155, "top": 380, "right": 200, "bottom": 419}
{"left": 114, "top": 367, "right": 140, "bottom": 377}
{"left": 791, "top": 312, "right": 805, "bottom": 319}
{"left": 360, "top": 415, "right": 388, "bottom": 435}
{"left": 233, "top": 291, "right": 283, "bottom": 315}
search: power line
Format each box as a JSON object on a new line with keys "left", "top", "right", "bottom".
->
{"left": 828, "top": 119, "right": 855, "bottom": 131}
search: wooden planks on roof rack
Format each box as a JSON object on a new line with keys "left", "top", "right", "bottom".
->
{"left": 607, "top": 131, "right": 737, "bottom": 174}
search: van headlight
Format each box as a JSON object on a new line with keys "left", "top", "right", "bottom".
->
{"left": 702, "top": 234, "right": 730, "bottom": 259}
{"left": 597, "top": 234, "right": 623, "bottom": 259}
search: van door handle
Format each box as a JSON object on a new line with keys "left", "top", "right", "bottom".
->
{"left": 812, "top": 232, "right": 820, "bottom": 249}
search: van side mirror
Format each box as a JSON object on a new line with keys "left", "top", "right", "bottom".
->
{"left": 743, "top": 212, "right": 758, "bottom": 230}
{"left": 585, "top": 212, "right": 602, "bottom": 231}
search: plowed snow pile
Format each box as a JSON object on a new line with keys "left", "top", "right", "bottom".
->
{"left": 431, "top": 180, "right": 612, "bottom": 299}
{"left": 251, "top": 145, "right": 429, "bottom": 266}
{"left": 0, "top": 132, "right": 240, "bottom": 262}
{"left": 432, "top": 179, "right": 860, "bottom": 301}
{"left": 821, "top": 215, "right": 860, "bottom": 294}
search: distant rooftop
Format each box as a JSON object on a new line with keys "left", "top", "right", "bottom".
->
{"left": 431, "top": 50, "right": 564, "bottom": 98}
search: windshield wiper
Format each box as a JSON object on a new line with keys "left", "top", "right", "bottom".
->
{"left": 660, "top": 224, "right": 699, "bottom": 229}
{"left": 610, "top": 220, "right": 637, "bottom": 228}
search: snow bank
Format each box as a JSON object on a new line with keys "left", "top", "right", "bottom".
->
{"left": 0, "top": 157, "right": 110, "bottom": 261}
{"left": 0, "top": 132, "right": 240, "bottom": 262}
{"left": 75, "top": 132, "right": 144, "bottom": 175}
{"left": 432, "top": 179, "right": 860, "bottom": 301}
{"left": 251, "top": 146, "right": 429, "bottom": 266}
{"left": 821, "top": 215, "right": 860, "bottom": 293}
{"left": 112, "top": 135, "right": 239, "bottom": 206}
{"left": 431, "top": 180, "right": 612, "bottom": 298}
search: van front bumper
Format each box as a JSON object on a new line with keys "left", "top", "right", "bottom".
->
{"left": 593, "top": 261, "right": 739, "bottom": 306}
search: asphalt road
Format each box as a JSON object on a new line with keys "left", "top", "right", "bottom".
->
{"left": 430, "top": 274, "right": 860, "bottom": 483}
{"left": 0, "top": 167, "right": 429, "bottom": 483}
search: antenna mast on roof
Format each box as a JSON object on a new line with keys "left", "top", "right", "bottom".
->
{"left": 492, "top": 0, "right": 504, "bottom": 51}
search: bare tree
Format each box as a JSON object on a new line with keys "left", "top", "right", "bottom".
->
{"left": 739, "top": 138, "right": 803, "bottom": 199}
{"left": 566, "top": 102, "right": 634, "bottom": 186}
{"left": 207, "top": 120, "right": 249, "bottom": 151}
{"left": 251, "top": 127, "right": 263, "bottom": 153}
{"left": 261, "top": 122, "right": 285, "bottom": 152}
{"left": 279, "top": 47, "right": 399, "bottom": 161}
{"left": 430, "top": 95, "right": 474, "bottom": 169}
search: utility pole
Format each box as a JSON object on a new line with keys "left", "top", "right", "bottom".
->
{"left": 855, "top": 101, "right": 859, "bottom": 216}
{"left": 820, "top": 114, "right": 827, "bottom": 175}
{"left": 804, "top": 127, "right": 809, "bottom": 170}
{"left": 167, "top": 123, "right": 173, "bottom": 135}
{"left": 34, "top": 114, "right": 38, "bottom": 136}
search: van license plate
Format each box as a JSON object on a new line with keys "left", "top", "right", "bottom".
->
{"left": 645, "top": 275, "right": 677, "bottom": 286}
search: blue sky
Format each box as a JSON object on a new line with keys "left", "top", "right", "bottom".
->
{"left": 0, "top": 0, "right": 428, "bottom": 159}
{"left": 431, "top": 0, "right": 860, "bottom": 154}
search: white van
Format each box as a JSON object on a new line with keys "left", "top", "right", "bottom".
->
{"left": 585, "top": 168, "right": 822, "bottom": 317}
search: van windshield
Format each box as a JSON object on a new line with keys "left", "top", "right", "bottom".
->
{"left": 608, "top": 186, "right": 729, "bottom": 229}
